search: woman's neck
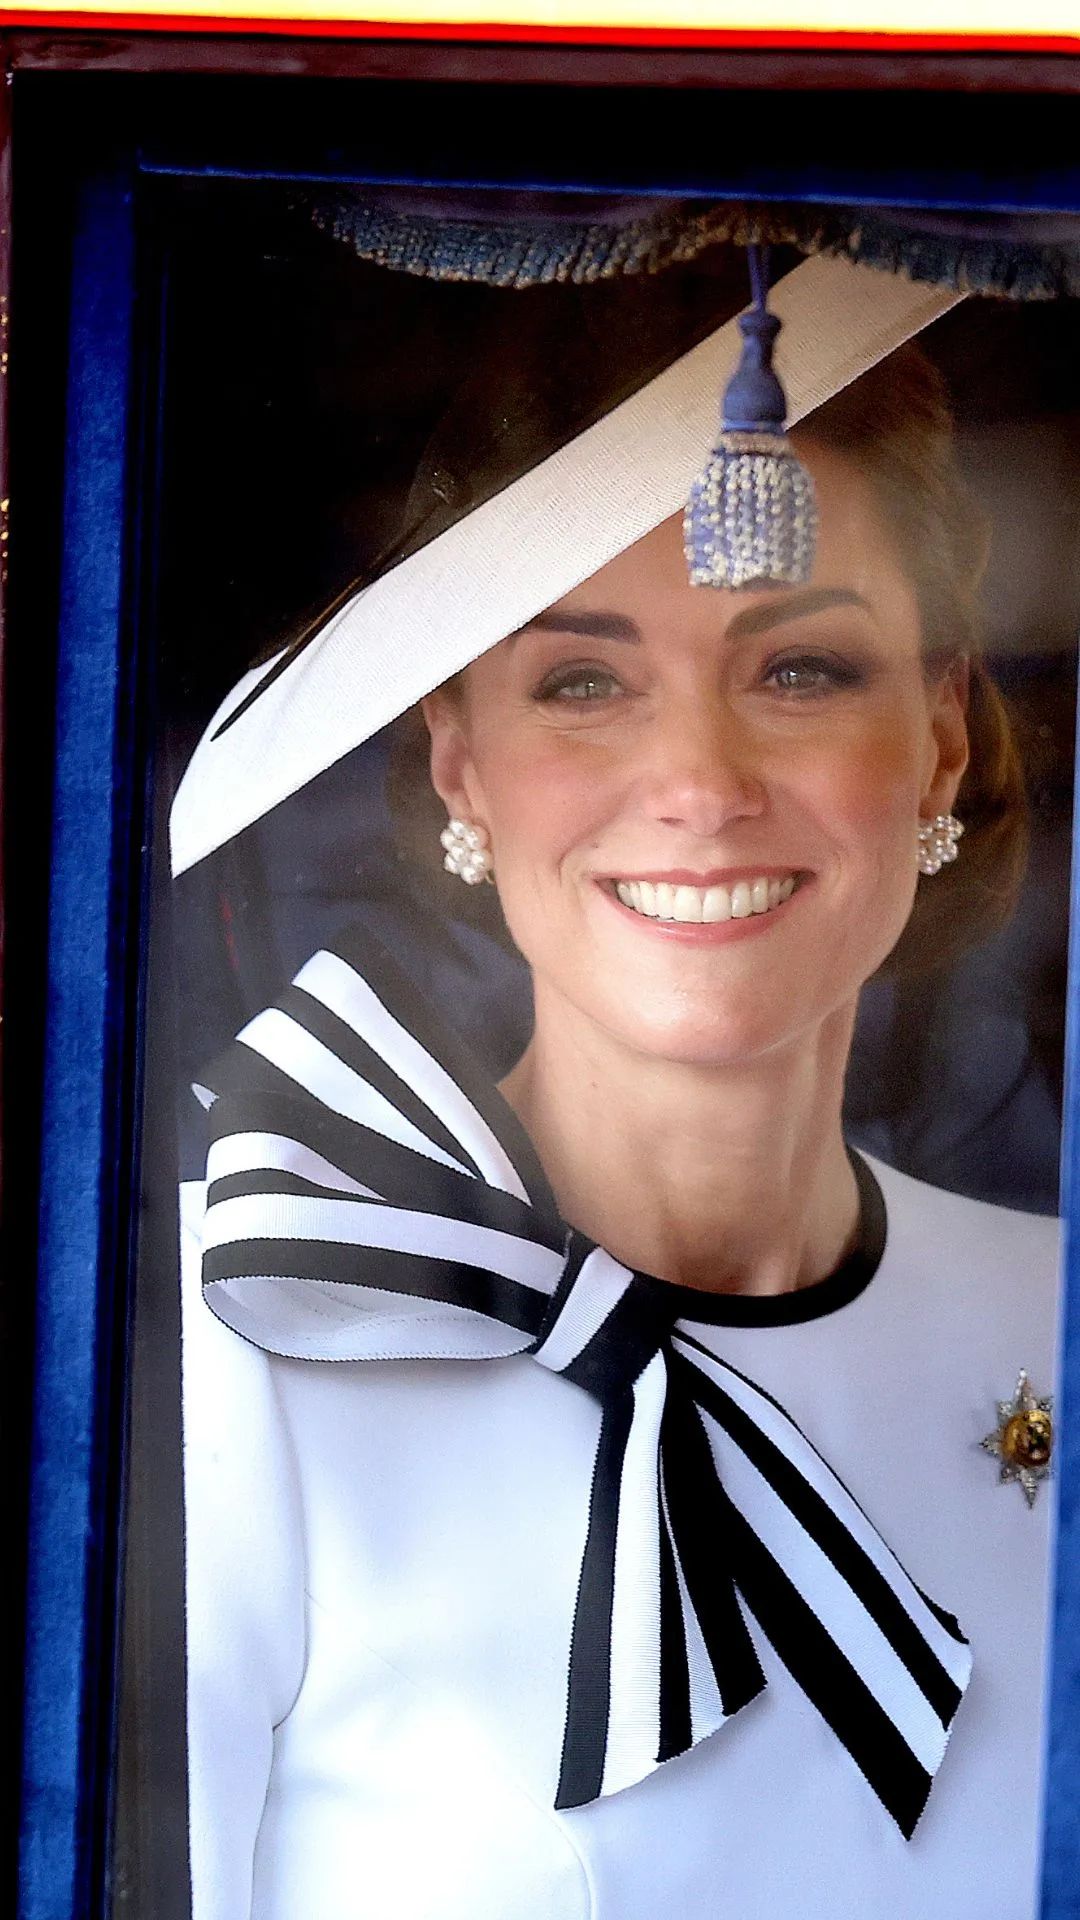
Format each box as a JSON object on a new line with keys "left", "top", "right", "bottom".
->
{"left": 500, "top": 988, "right": 861, "bottom": 1298}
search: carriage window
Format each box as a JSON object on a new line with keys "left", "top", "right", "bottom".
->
{"left": 113, "top": 180, "right": 1080, "bottom": 1919}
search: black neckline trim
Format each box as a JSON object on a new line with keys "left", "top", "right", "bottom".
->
{"left": 663, "top": 1150, "right": 887, "bottom": 1329}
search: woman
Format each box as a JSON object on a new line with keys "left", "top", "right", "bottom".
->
{"left": 178, "top": 255, "right": 1058, "bottom": 1920}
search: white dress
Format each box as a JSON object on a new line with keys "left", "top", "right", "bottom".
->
{"left": 182, "top": 1157, "right": 1059, "bottom": 1920}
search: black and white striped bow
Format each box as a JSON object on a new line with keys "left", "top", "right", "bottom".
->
{"left": 198, "top": 927, "right": 971, "bottom": 1837}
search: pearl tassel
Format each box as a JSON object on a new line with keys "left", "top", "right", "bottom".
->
{"left": 684, "top": 245, "right": 817, "bottom": 593}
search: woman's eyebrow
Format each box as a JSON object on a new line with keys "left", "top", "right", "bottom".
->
{"left": 726, "top": 586, "right": 871, "bottom": 640}
{"left": 513, "top": 587, "right": 868, "bottom": 647}
{"left": 513, "top": 609, "right": 642, "bottom": 643}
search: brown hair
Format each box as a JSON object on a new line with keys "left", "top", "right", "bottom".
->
{"left": 389, "top": 341, "right": 1028, "bottom": 976}
{"left": 797, "top": 343, "right": 1027, "bottom": 975}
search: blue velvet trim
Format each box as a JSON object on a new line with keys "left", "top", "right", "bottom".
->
{"left": 19, "top": 170, "right": 138, "bottom": 1920}
{"left": 1041, "top": 712, "right": 1080, "bottom": 1919}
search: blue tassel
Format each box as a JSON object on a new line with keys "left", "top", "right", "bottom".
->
{"left": 684, "top": 246, "right": 817, "bottom": 591}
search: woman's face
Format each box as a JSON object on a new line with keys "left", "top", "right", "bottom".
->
{"left": 425, "top": 440, "right": 969, "bottom": 1069}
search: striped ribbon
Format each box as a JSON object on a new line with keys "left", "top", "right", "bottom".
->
{"left": 198, "top": 926, "right": 971, "bottom": 1836}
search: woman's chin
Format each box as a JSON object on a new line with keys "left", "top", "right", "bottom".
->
{"left": 575, "top": 988, "right": 831, "bottom": 1072}
{"left": 513, "top": 878, "right": 874, "bottom": 1068}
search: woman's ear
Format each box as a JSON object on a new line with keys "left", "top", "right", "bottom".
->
{"left": 922, "top": 655, "right": 970, "bottom": 817}
{"left": 421, "top": 691, "right": 486, "bottom": 825}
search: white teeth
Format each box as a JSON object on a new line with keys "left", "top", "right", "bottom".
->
{"left": 672, "top": 884, "right": 704, "bottom": 923}
{"left": 613, "top": 874, "right": 798, "bottom": 924}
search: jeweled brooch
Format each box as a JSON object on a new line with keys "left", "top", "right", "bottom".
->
{"left": 980, "top": 1371, "right": 1054, "bottom": 1508}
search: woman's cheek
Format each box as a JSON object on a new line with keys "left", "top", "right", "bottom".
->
{"left": 481, "top": 734, "right": 621, "bottom": 867}
{"left": 808, "top": 717, "right": 926, "bottom": 838}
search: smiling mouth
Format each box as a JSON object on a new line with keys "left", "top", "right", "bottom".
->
{"left": 611, "top": 874, "right": 799, "bottom": 924}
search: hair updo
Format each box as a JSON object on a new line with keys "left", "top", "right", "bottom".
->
{"left": 389, "top": 341, "right": 1028, "bottom": 978}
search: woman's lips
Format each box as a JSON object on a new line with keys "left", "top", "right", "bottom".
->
{"left": 608, "top": 872, "right": 800, "bottom": 925}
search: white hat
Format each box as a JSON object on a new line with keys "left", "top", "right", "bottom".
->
{"left": 170, "top": 252, "right": 960, "bottom": 879}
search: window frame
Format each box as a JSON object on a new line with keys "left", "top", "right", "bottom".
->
{"left": 12, "top": 67, "right": 1080, "bottom": 1919}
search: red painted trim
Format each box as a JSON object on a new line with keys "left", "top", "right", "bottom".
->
{"left": 0, "top": 11, "right": 1078, "bottom": 53}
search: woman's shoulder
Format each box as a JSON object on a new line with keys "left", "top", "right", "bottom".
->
{"left": 866, "top": 1152, "right": 1060, "bottom": 1256}
{"left": 863, "top": 1152, "right": 1060, "bottom": 1337}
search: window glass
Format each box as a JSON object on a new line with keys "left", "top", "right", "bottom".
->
{"left": 114, "top": 181, "right": 1080, "bottom": 1919}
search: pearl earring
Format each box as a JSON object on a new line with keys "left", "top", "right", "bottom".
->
{"left": 440, "top": 817, "right": 494, "bottom": 886}
{"left": 917, "top": 813, "right": 964, "bottom": 877}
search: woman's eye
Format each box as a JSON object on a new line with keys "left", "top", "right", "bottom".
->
{"left": 533, "top": 664, "right": 624, "bottom": 704}
{"left": 763, "top": 652, "right": 865, "bottom": 697}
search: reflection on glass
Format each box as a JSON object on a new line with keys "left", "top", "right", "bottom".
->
{"left": 115, "top": 189, "right": 1080, "bottom": 1920}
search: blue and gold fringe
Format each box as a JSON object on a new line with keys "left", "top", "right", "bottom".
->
{"left": 308, "top": 192, "right": 1080, "bottom": 299}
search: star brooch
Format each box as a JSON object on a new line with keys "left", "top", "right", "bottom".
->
{"left": 981, "top": 1371, "right": 1054, "bottom": 1508}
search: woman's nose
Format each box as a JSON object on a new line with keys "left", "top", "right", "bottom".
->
{"left": 640, "top": 701, "right": 767, "bottom": 837}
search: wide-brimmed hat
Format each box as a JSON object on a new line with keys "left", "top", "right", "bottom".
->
{"left": 171, "top": 212, "right": 960, "bottom": 877}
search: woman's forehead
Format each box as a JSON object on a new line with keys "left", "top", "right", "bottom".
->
{"left": 539, "top": 458, "right": 915, "bottom": 635}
